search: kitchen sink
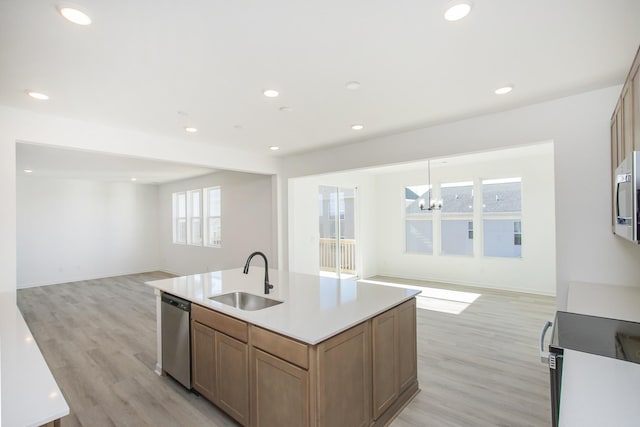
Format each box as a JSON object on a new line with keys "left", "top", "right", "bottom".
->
{"left": 208, "top": 291, "right": 282, "bottom": 311}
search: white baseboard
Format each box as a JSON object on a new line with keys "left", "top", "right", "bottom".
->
{"left": 17, "top": 267, "right": 164, "bottom": 289}
{"left": 369, "top": 271, "right": 556, "bottom": 297}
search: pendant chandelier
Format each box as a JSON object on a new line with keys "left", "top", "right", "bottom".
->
{"left": 418, "top": 159, "right": 442, "bottom": 211}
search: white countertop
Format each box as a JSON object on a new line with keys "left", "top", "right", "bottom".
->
{"left": 0, "top": 292, "right": 69, "bottom": 427}
{"left": 560, "top": 349, "right": 640, "bottom": 427}
{"left": 146, "top": 269, "right": 421, "bottom": 344}
{"left": 559, "top": 281, "right": 640, "bottom": 427}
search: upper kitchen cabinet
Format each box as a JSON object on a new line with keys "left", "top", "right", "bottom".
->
{"left": 611, "top": 45, "right": 640, "bottom": 230}
{"left": 634, "top": 70, "right": 640, "bottom": 150}
{"left": 611, "top": 45, "right": 640, "bottom": 165}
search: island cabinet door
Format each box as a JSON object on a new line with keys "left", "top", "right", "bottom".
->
{"left": 191, "top": 320, "right": 217, "bottom": 403}
{"left": 316, "top": 322, "right": 371, "bottom": 427}
{"left": 397, "top": 298, "right": 418, "bottom": 392}
{"left": 251, "top": 348, "right": 309, "bottom": 427}
{"left": 216, "top": 331, "right": 249, "bottom": 426}
{"left": 372, "top": 308, "right": 399, "bottom": 419}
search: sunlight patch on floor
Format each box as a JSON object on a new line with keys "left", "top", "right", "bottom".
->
{"left": 358, "top": 278, "right": 481, "bottom": 315}
{"left": 319, "top": 270, "right": 357, "bottom": 280}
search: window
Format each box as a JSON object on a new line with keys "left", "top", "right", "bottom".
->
{"left": 172, "top": 192, "right": 187, "bottom": 244}
{"left": 403, "top": 177, "right": 523, "bottom": 259}
{"left": 514, "top": 221, "right": 522, "bottom": 245}
{"left": 441, "top": 182, "right": 473, "bottom": 256}
{"left": 441, "top": 182, "right": 473, "bottom": 214}
{"left": 204, "top": 187, "right": 221, "bottom": 247}
{"left": 187, "top": 190, "right": 202, "bottom": 245}
{"left": 172, "top": 186, "right": 221, "bottom": 247}
{"left": 405, "top": 184, "right": 433, "bottom": 254}
{"left": 482, "top": 178, "right": 522, "bottom": 258}
{"left": 406, "top": 219, "right": 433, "bottom": 254}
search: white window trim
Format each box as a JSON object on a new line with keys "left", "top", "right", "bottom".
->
{"left": 204, "top": 186, "right": 222, "bottom": 248}
{"left": 172, "top": 192, "right": 187, "bottom": 245}
{"left": 403, "top": 177, "right": 522, "bottom": 259}
{"left": 187, "top": 189, "right": 203, "bottom": 246}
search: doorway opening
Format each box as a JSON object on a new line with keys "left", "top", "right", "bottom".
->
{"left": 318, "top": 186, "right": 357, "bottom": 279}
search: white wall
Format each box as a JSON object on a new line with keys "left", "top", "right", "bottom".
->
{"left": 374, "top": 145, "right": 556, "bottom": 295}
{"left": 0, "top": 105, "right": 280, "bottom": 300}
{"left": 279, "top": 86, "right": 640, "bottom": 309}
{"left": 0, "top": 139, "right": 16, "bottom": 295}
{"left": 17, "top": 176, "right": 160, "bottom": 288}
{"left": 289, "top": 171, "right": 377, "bottom": 278}
{"left": 159, "top": 171, "right": 274, "bottom": 275}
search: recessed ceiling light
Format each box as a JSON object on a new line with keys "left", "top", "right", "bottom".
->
{"left": 270, "top": 146, "right": 280, "bottom": 151}
{"left": 263, "top": 89, "right": 279, "bottom": 98}
{"left": 345, "top": 81, "right": 361, "bottom": 90}
{"left": 444, "top": 0, "right": 473, "bottom": 21}
{"left": 58, "top": 7, "right": 92, "bottom": 26}
{"left": 184, "top": 126, "right": 198, "bottom": 133}
{"left": 279, "top": 106, "right": 293, "bottom": 112}
{"left": 24, "top": 169, "right": 33, "bottom": 173}
{"left": 131, "top": 177, "right": 137, "bottom": 182}
{"left": 351, "top": 124, "right": 364, "bottom": 131}
{"left": 26, "top": 91, "right": 49, "bottom": 100}
{"left": 494, "top": 85, "right": 513, "bottom": 95}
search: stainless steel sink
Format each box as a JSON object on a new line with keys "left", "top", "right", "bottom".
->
{"left": 208, "top": 291, "right": 282, "bottom": 311}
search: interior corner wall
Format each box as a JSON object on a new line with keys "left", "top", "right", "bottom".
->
{"left": 0, "top": 138, "right": 16, "bottom": 296}
{"left": 158, "top": 170, "right": 273, "bottom": 276}
{"left": 288, "top": 171, "right": 377, "bottom": 278}
{"left": 16, "top": 176, "right": 161, "bottom": 288}
{"left": 374, "top": 147, "right": 556, "bottom": 295}
{"left": 279, "top": 85, "right": 640, "bottom": 309}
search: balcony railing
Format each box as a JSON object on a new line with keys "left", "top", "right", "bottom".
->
{"left": 319, "top": 238, "right": 356, "bottom": 274}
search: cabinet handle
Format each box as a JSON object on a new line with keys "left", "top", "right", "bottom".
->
{"left": 539, "top": 320, "right": 553, "bottom": 364}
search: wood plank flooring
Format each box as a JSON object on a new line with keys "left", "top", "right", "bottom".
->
{"left": 17, "top": 272, "right": 555, "bottom": 427}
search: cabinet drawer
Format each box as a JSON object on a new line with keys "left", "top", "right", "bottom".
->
{"left": 251, "top": 326, "right": 309, "bottom": 369}
{"left": 193, "top": 304, "right": 248, "bottom": 343}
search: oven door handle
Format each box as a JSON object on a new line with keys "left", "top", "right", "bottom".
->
{"left": 540, "top": 319, "right": 553, "bottom": 364}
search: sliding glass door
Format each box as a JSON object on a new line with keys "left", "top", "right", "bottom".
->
{"left": 318, "top": 186, "right": 357, "bottom": 279}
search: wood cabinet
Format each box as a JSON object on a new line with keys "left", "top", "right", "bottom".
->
{"left": 191, "top": 305, "right": 250, "bottom": 426}
{"left": 372, "top": 298, "right": 417, "bottom": 421}
{"left": 611, "top": 70, "right": 637, "bottom": 165}
{"left": 316, "top": 322, "right": 371, "bottom": 427}
{"left": 372, "top": 308, "right": 398, "bottom": 419}
{"left": 397, "top": 298, "right": 418, "bottom": 392}
{"left": 251, "top": 348, "right": 309, "bottom": 427}
{"left": 216, "top": 332, "right": 249, "bottom": 426}
{"left": 191, "top": 320, "right": 217, "bottom": 402}
{"left": 611, "top": 44, "right": 640, "bottom": 231}
{"left": 192, "top": 298, "right": 418, "bottom": 427}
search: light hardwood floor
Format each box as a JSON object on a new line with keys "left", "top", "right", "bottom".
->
{"left": 17, "top": 273, "right": 555, "bottom": 427}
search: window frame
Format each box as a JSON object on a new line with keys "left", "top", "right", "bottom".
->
{"left": 187, "top": 189, "right": 202, "bottom": 246}
{"left": 172, "top": 192, "right": 187, "bottom": 245}
{"left": 204, "top": 186, "right": 222, "bottom": 248}
{"left": 481, "top": 178, "right": 523, "bottom": 258}
{"left": 404, "top": 184, "right": 434, "bottom": 255}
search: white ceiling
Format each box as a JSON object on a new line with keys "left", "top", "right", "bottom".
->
{"left": 16, "top": 143, "right": 216, "bottom": 184}
{"left": 1, "top": 1, "right": 640, "bottom": 157}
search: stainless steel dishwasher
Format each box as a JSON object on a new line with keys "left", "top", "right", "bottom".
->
{"left": 161, "top": 293, "right": 191, "bottom": 389}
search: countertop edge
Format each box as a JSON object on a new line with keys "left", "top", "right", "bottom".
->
{"left": 146, "top": 270, "right": 420, "bottom": 345}
{"left": 1, "top": 293, "right": 70, "bottom": 427}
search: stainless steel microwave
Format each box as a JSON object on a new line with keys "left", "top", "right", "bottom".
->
{"left": 614, "top": 151, "right": 640, "bottom": 243}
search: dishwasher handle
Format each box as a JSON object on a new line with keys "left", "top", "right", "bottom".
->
{"left": 540, "top": 319, "right": 553, "bottom": 364}
{"left": 161, "top": 293, "right": 191, "bottom": 311}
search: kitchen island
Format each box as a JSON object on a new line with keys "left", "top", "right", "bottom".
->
{"left": 146, "top": 268, "right": 421, "bottom": 427}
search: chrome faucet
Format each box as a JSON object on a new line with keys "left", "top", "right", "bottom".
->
{"left": 243, "top": 251, "right": 273, "bottom": 294}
